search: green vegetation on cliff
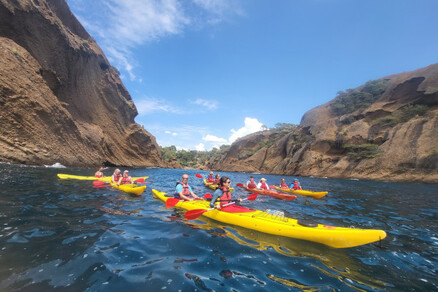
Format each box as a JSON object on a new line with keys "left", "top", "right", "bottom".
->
{"left": 160, "top": 145, "right": 230, "bottom": 168}
{"left": 330, "top": 79, "right": 388, "bottom": 115}
{"left": 374, "top": 104, "right": 430, "bottom": 127}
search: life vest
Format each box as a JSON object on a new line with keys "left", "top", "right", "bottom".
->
{"left": 120, "top": 176, "right": 131, "bottom": 185}
{"left": 112, "top": 174, "right": 121, "bottom": 183}
{"left": 292, "top": 182, "right": 301, "bottom": 190}
{"left": 207, "top": 175, "right": 214, "bottom": 183}
{"left": 217, "top": 187, "right": 232, "bottom": 206}
{"left": 247, "top": 180, "right": 256, "bottom": 189}
{"left": 280, "top": 182, "right": 288, "bottom": 189}
{"left": 175, "top": 181, "right": 191, "bottom": 199}
{"left": 214, "top": 178, "right": 220, "bottom": 185}
{"left": 95, "top": 172, "right": 103, "bottom": 178}
{"left": 259, "top": 182, "right": 268, "bottom": 190}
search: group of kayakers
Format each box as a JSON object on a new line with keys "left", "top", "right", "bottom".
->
{"left": 244, "top": 176, "right": 302, "bottom": 190}
{"left": 95, "top": 167, "right": 134, "bottom": 186}
{"left": 206, "top": 171, "right": 221, "bottom": 185}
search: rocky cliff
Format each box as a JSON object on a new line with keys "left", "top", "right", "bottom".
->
{"left": 207, "top": 64, "right": 438, "bottom": 183}
{"left": 0, "top": 0, "right": 164, "bottom": 167}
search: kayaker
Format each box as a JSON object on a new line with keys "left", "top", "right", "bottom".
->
{"left": 111, "top": 169, "right": 122, "bottom": 183}
{"left": 207, "top": 171, "right": 214, "bottom": 183}
{"left": 245, "top": 176, "right": 257, "bottom": 189}
{"left": 175, "top": 174, "right": 200, "bottom": 201}
{"left": 118, "top": 170, "right": 134, "bottom": 185}
{"left": 279, "top": 178, "right": 288, "bottom": 189}
{"left": 257, "top": 178, "right": 270, "bottom": 190}
{"left": 290, "top": 179, "right": 302, "bottom": 190}
{"left": 210, "top": 176, "right": 242, "bottom": 209}
{"left": 214, "top": 174, "right": 221, "bottom": 185}
{"left": 95, "top": 167, "right": 104, "bottom": 178}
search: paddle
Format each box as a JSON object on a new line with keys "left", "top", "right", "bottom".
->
{"left": 184, "top": 193, "right": 258, "bottom": 220}
{"left": 166, "top": 193, "right": 210, "bottom": 208}
{"left": 195, "top": 173, "right": 203, "bottom": 178}
{"left": 236, "top": 183, "right": 244, "bottom": 187}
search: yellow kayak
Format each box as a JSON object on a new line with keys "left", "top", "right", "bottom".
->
{"left": 273, "top": 186, "right": 328, "bottom": 199}
{"left": 112, "top": 183, "right": 146, "bottom": 196}
{"left": 203, "top": 179, "right": 234, "bottom": 193}
{"left": 152, "top": 189, "right": 386, "bottom": 248}
{"left": 57, "top": 173, "right": 149, "bottom": 183}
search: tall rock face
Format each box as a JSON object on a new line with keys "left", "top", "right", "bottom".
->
{"left": 0, "top": 0, "right": 164, "bottom": 167}
{"left": 208, "top": 64, "right": 438, "bottom": 183}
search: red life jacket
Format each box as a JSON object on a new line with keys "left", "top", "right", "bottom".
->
{"left": 214, "top": 178, "right": 220, "bottom": 185}
{"left": 217, "top": 187, "right": 232, "bottom": 206}
{"left": 95, "top": 172, "right": 103, "bottom": 178}
{"left": 207, "top": 175, "right": 214, "bottom": 183}
{"left": 175, "top": 181, "right": 191, "bottom": 198}
{"left": 292, "top": 182, "right": 301, "bottom": 190}
{"left": 120, "top": 176, "right": 131, "bottom": 185}
{"left": 259, "top": 182, "right": 268, "bottom": 190}
{"left": 247, "top": 180, "right": 256, "bottom": 189}
{"left": 112, "top": 174, "right": 121, "bottom": 183}
{"left": 280, "top": 182, "right": 288, "bottom": 189}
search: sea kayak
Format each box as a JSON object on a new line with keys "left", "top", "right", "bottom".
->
{"left": 112, "top": 183, "right": 146, "bottom": 196}
{"left": 152, "top": 189, "right": 386, "bottom": 248}
{"left": 237, "top": 184, "right": 296, "bottom": 201}
{"left": 203, "top": 179, "right": 234, "bottom": 193}
{"left": 57, "top": 173, "right": 149, "bottom": 183}
{"left": 273, "top": 186, "right": 328, "bottom": 199}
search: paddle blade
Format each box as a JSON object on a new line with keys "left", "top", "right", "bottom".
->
{"left": 204, "top": 193, "right": 212, "bottom": 199}
{"left": 270, "top": 185, "right": 277, "bottom": 189}
{"left": 247, "top": 193, "right": 258, "bottom": 201}
{"left": 166, "top": 198, "right": 180, "bottom": 208}
{"left": 134, "top": 178, "right": 145, "bottom": 183}
{"left": 93, "top": 181, "right": 106, "bottom": 186}
{"left": 236, "top": 183, "right": 244, "bottom": 187}
{"left": 195, "top": 173, "right": 203, "bottom": 178}
{"left": 185, "top": 209, "right": 208, "bottom": 220}
{"left": 93, "top": 184, "right": 112, "bottom": 188}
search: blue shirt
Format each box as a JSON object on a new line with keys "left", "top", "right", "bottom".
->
{"left": 210, "top": 188, "right": 224, "bottom": 208}
{"left": 175, "top": 183, "right": 193, "bottom": 194}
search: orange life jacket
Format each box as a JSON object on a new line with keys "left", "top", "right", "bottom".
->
{"left": 248, "top": 180, "right": 256, "bottom": 189}
{"left": 207, "top": 175, "right": 214, "bottom": 183}
{"left": 217, "top": 187, "right": 232, "bottom": 206}
{"left": 95, "top": 172, "right": 103, "bottom": 178}
{"left": 175, "top": 181, "right": 191, "bottom": 198}
{"left": 120, "top": 176, "right": 131, "bottom": 185}
{"left": 259, "top": 182, "right": 268, "bottom": 190}
{"left": 292, "top": 182, "right": 301, "bottom": 190}
{"left": 280, "top": 182, "right": 288, "bottom": 189}
{"left": 112, "top": 174, "right": 121, "bottom": 183}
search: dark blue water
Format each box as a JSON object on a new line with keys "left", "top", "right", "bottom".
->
{"left": 0, "top": 163, "right": 437, "bottom": 291}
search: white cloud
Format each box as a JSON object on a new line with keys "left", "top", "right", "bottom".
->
{"left": 136, "top": 98, "right": 181, "bottom": 115}
{"left": 190, "top": 98, "right": 219, "bottom": 110}
{"left": 196, "top": 143, "right": 205, "bottom": 151}
{"left": 69, "top": 0, "right": 244, "bottom": 81}
{"left": 203, "top": 134, "right": 227, "bottom": 143}
{"left": 229, "top": 117, "right": 265, "bottom": 143}
{"left": 165, "top": 130, "right": 178, "bottom": 136}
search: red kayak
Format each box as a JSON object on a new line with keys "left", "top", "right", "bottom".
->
{"left": 236, "top": 184, "right": 297, "bottom": 201}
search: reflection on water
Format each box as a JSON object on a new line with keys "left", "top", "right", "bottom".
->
{"left": 0, "top": 164, "right": 437, "bottom": 291}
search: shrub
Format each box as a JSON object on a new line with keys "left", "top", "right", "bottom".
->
{"left": 374, "top": 104, "right": 429, "bottom": 127}
{"left": 330, "top": 79, "right": 388, "bottom": 115}
{"left": 344, "top": 143, "right": 380, "bottom": 160}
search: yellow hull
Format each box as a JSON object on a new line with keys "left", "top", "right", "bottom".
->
{"left": 112, "top": 184, "right": 146, "bottom": 196}
{"left": 153, "top": 189, "right": 386, "bottom": 248}
{"left": 57, "top": 173, "right": 148, "bottom": 183}
{"left": 274, "top": 186, "right": 328, "bottom": 199}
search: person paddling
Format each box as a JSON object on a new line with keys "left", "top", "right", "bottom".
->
{"left": 290, "top": 179, "right": 302, "bottom": 190}
{"left": 210, "top": 176, "right": 242, "bottom": 209}
{"left": 175, "top": 174, "right": 199, "bottom": 201}
{"left": 246, "top": 176, "right": 257, "bottom": 189}
{"left": 279, "top": 178, "right": 288, "bottom": 189}
{"left": 111, "top": 169, "right": 122, "bottom": 183}
{"left": 207, "top": 171, "right": 214, "bottom": 183}
{"left": 257, "top": 178, "right": 270, "bottom": 190}
{"left": 213, "top": 174, "right": 221, "bottom": 185}
{"left": 95, "top": 167, "right": 104, "bottom": 178}
{"left": 118, "top": 170, "right": 134, "bottom": 185}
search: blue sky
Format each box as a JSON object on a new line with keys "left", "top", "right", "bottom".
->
{"left": 67, "top": 0, "right": 438, "bottom": 151}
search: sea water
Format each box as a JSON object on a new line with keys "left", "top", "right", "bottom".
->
{"left": 0, "top": 163, "right": 437, "bottom": 291}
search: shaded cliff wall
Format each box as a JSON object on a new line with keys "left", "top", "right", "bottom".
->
{"left": 0, "top": 0, "right": 164, "bottom": 167}
{"left": 207, "top": 64, "right": 438, "bottom": 183}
